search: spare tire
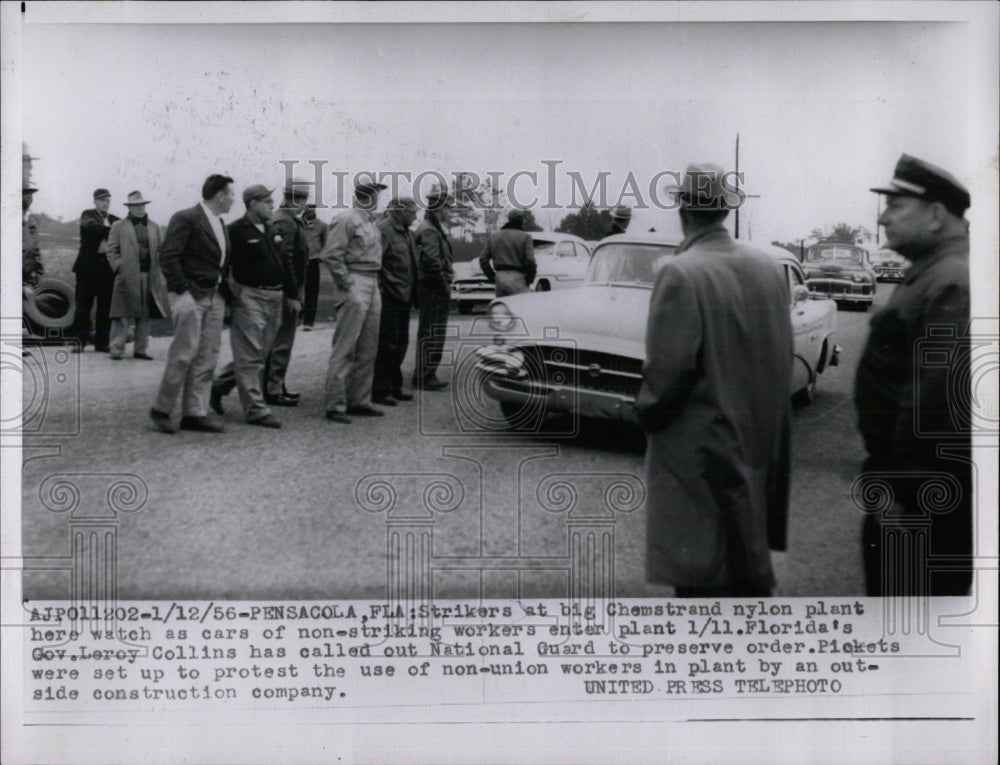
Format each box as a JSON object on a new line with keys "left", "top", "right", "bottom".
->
{"left": 23, "top": 277, "right": 76, "bottom": 337}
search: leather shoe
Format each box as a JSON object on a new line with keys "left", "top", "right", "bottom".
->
{"left": 413, "top": 378, "right": 448, "bottom": 391}
{"left": 391, "top": 390, "right": 414, "bottom": 401}
{"left": 264, "top": 393, "right": 299, "bottom": 407}
{"left": 249, "top": 414, "right": 282, "bottom": 429}
{"left": 133, "top": 353, "right": 154, "bottom": 360}
{"left": 209, "top": 388, "right": 225, "bottom": 416}
{"left": 179, "top": 416, "right": 225, "bottom": 433}
{"left": 149, "top": 408, "right": 176, "bottom": 434}
{"left": 282, "top": 388, "right": 301, "bottom": 400}
{"left": 346, "top": 405, "right": 384, "bottom": 417}
{"left": 70, "top": 344, "right": 86, "bottom": 354}
{"left": 326, "top": 410, "right": 352, "bottom": 424}
{"left": 95, "top": 346, "right": 110, "bottom": 353}
{"left": 110, "top": 354, "right": 123, "bottom": 360}
{"left": 372, "top": 396, "right": 399, "bottom": 407}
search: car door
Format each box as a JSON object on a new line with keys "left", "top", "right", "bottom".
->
{"left": 787, "top": 260, "right": 826, "bottom": 389}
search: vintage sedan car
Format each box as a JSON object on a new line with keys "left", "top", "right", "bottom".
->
{"left": 870, "top": 248, "right": 909, "bottom": 282}
{"left": 802, "top": 242, "right": 877, "bottom": 309}
{"left": 451, "top": 232, "right": 592, "bottom": 314}
{"left": 473, "top": 234, "right": 840, "bottom": 428}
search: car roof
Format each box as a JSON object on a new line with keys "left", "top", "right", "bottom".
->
{"left": 593, "top": 232, "right": 683, "bottom": 247}
{"left": 531, "top": 231, "right": 589, "bottom": 246}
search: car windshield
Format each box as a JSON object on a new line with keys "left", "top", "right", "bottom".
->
{"left": 807, "top": 246, "right": 863, "bottom": 264}
{"left": 586, "top": 243, "right": 675, "bottom": 286}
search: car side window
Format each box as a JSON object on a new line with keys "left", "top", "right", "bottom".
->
{"left": 556, "top": 241, "right": 575, "bottom": 258}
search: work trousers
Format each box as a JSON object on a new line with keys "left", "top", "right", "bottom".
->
{"left": 154, "top": 290, "right": 225, "bottom": 417}
{"left": 414, "top": 282, "right": 450, "bottom": 384}
{"left": 324, "top": 273, "right": 381, "bottom": 413}
{"left": 71, "top": 266, "right": 115, "bottom": 349}
{"left": 373, "top": 292, "right": 413, "bottom": 399}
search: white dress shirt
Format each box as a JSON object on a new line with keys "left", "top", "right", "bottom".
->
{"left": 199, "top": 201, "right": 227, "bottom": 267}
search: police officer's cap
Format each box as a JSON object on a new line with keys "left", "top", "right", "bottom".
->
{"left": 870, "top": 154, "right": 970, "bottom": 216}
{"left": 242, "top": 184, "right": 274, "bottom": 204}
{"left": 93, "top": 188, "right": 111, "bottom": 200}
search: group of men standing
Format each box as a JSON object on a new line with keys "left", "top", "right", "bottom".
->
{"left": 141, "top": 172, "right": 461, "bottom": 433}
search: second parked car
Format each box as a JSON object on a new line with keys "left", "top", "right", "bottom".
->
{"left": 802, "top": 242, "right": 877, "bottom": 310}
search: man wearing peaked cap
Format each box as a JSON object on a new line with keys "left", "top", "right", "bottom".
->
{"left": 856, "top": 153, "right": 973, "bottom": 597}
{"left": 637, "top": 162, "right": 793, "bottom": 597}
{"left": 319, "top": 171, "right": 387, "bottom": 422}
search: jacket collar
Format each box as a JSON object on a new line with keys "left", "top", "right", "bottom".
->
{"left": 903, "top": 233, "right": 969, "bottom": 283}
{"left": 676, "top": 224, "right": 731, "bottom": 254}
{"left": 423, "top": 210, "right": 447, "bottom": 237}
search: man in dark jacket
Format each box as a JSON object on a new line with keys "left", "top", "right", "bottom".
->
{"left": 301, "top": 204, "right": 327, "bottom": 330}
{"left": 637, "top": 163, "right": 792, "bottom": 597}
{"left": 373, "top": 197, "right": 419, "bottom": 404}
{"left": 209, "top": 185, "right": 296, "bottom": 429}
{"left": 263, "top": 180, "right": 309, "bottom": 406}
{"left": 150, "top": 174, "right": 234, "bottom": 434}
{"left": 858, "top": 154, "right": 973, "bottom": 596}
{"left": 70, "top": 188, "right": 119, "bottom": 352}
{"left": 479, "top": 209, "right": 536, "bottom": 296}
{"left": 412, "top": 183, "right": 454, "bottom": 391}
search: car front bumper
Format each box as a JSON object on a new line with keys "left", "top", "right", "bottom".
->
{"left": 806, "top": 278, "right": 875, "bottom": 303}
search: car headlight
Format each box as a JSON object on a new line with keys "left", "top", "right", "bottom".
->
{"left": 852, "top": 273, "right": 866, "bottom": 283}
{"left": 488, "top": 302, "right": 516, "bottom": 332}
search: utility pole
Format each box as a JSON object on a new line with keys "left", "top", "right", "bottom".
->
{"left": 734, "top": 133, "right": 740, "bottom": 239}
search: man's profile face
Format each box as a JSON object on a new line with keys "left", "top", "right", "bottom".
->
{"left": 22, "top": 191, "right": 35, "bottom": 212}
{"left": 217, "top": 184, "right": 236, "bottom": 214}
{"left": 878, "top": 195, "right": 933, "bottom": 255}
{"left": 251, "top": 196, "right": 275, "bottom": 221}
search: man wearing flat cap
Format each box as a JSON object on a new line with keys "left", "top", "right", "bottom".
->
{"left": 373, "top": 196, "right": 419, "bottom": 404}
{"left": 263, "top": 179, "right": 308, "bottom": 407}
{"left": 637, "top": 163, "right": 792, "bottom": 597}
{"left": 479, "top": 208, "right": 536, "bottom": 297}
{"left": 106, "top": 191, "right": 169, "bottom": 360}
{"left": 320, "top": 172, "right": 387, "bottom": 422}
{"left": 412, "top": 181, "right": 455, "bottom": 391}
{"left": 70, "top": 188, "right": 120, "bottom": 352}
{"left": 209, "top": 185, "right": 293, "bottom": 429}
{"left": 857, "top": 154, "right": 973, "bottom": 597}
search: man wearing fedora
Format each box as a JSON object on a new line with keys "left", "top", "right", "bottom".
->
{"left": 263, "top": 180, "right": 309, "bottom": 407}
{"left": 478, "top": 208, "right": 536, "bottom": 297}
{"left": 209, "top": 185, "right": 292, "bottom": 429}
{"left": 636, "top": 163, "right": 792, "bottom": 597}
{"left": 603, "top": 204, "right": 632, "bottom": 239}
{"left": 150, "top": 173, "right": 235, "bottom": 434}
{"left": 412, "top": 182, "right": 454, "bottom": 391}
{"left": 858, "top": 154, "right": 973, "bottom": 597}
{"left": 70, "top": 188, "right": 119, "bottom": 352}
{"left": 106, "top": 191, "right": 169, "bottom": 360}
{"left": 320, "top": 173, "right": 387, "bottom": 423}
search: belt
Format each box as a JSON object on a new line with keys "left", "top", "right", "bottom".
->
{"left": 243, "top": 283, "right": 283, "bottom": 291}
{"left": 494, "top": 265, "right": 525, "bottom": 273}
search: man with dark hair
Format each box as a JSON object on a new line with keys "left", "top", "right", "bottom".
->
{"left": 301, "top": 204, "right": 327, "bottom": 330}
{"left": 70, "top": 188, "right": 119, "bottom": 352}
{"left": 412, "top": 182, "right": 454, "bottom": 391}
{"left": 263, "top": 180, "right": 308, "bottom": 405}
{"left": 373, "top": 196, "right": 419, "bottom": 405}
{"left": 479, "top": 208, "right": 536, "bottom": 297}
{"left": 321, "top": 173, "right": 387, "bottom": 423}
{"left": 637, "top": 163, "right": 792, "bottom": 597}
{"left": 858, "top": 154, "right": 973, "bottom": 596}
{"left": 150, "top": 173, "right": 235, "bottom": 434}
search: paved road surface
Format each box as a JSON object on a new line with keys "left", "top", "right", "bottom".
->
{"left": 20, "top": 287, "right": 890, "bottom": 599}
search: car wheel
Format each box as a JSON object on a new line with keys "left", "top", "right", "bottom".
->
{"left": 792, "top": 375, "right": 816, "bottom": 407}
{"left": 534, "top": 280, "right": 550, "bottom": 292}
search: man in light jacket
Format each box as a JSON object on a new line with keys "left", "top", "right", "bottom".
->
{"left": 107, "top": 191, "right": 169, "bottom": 360}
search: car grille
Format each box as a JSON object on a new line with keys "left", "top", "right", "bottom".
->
{"left": 519, "top": 345, "right": 644, "bottom": 398}
{"left": 807, "top": 279, "right": 872, "bottom": 297}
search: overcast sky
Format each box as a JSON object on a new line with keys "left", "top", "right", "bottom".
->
{"left": 15, "top": 12, "right": 997, "bottom": 245}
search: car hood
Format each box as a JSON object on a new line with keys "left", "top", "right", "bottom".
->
{"left": 496, "top": 284, "right": 651, "bottom": 358}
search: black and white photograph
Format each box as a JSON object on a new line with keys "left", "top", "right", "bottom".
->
{"left": 2, "top": 2, "right": 997, "bottom": 763}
